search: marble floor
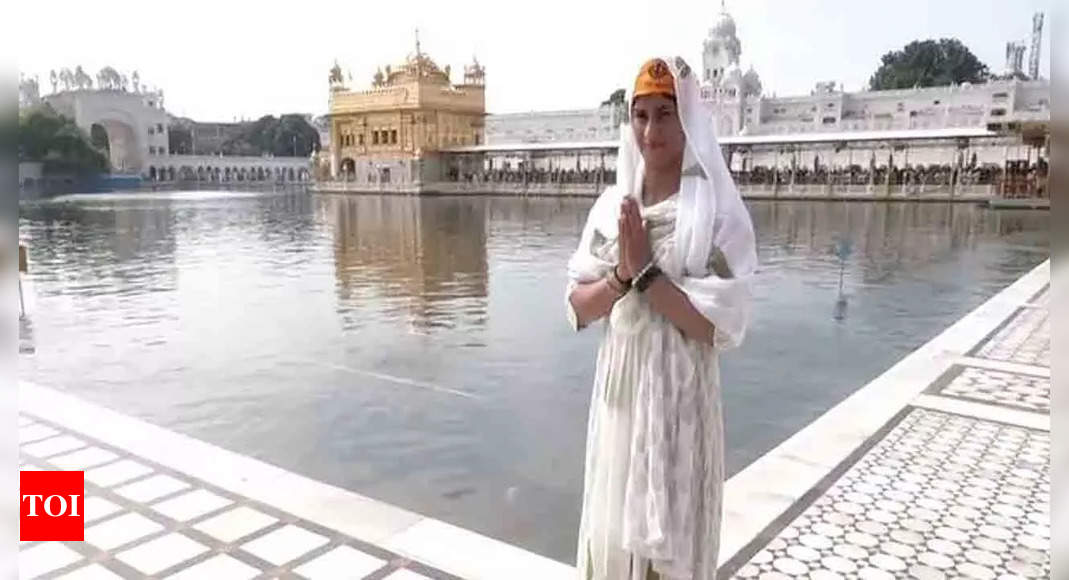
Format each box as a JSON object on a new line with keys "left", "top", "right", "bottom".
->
{"left": 19, "top": 414, "right": 457, "bottom": 580}
{"left": 724, "top": 276, "right": 1050, "bottom": 580}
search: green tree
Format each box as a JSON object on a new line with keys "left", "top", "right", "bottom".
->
{"left": 222, "top": 114, "right": 321, "bottom": 157}
{"left": 868, "top": 39, "right": 990, "bottom": 91}
{"left": 992, "top": 70, "right": 1030, "bottom": 82}
{"left": 18, "top": 104, "right": 109, "bottom": 174}
{"left": 601, "top": 88, "right": 626, "bottom": 106}
{"left": 168, "top": 124, "right": 193, "bottom": 154}
{"left": 90, "top": 124, "right": 110, "bottom": 152}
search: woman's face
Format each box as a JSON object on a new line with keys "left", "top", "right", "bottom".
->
{"left": 631, "top": 94, "right": 686, "bottom": 173}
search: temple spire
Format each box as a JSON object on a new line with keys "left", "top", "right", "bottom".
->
{"left": 415, "top": 28, "right": 422, "bottom": 57}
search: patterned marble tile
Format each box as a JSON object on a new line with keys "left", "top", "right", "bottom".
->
{"left": 15, "top": 415, "right": 462, "bottom": 580}
{"left": 975, "top": 308, "right": 1049, "bottom": 367}
{"left": 934, "top": 366, "right": 1049, "bottom": 413}
{"left": 19, "top": 422, "right": 59, "bottom": 444}
{"left": 54, "top": 563, "right": 125, "bottom": 580}
{"left": 84, "top": 512, "right": 165, "bottom": 551}
{"left": 84, "top": 459, "right": 153, "bottom": 487}
{"left": 240, "top": 524, "right": 330, "bottom": 566}
{"left": 19, "top": 543, "right": 83, "bottom": 579}
{"left": 21, "top": 434, "right": 87, "bottom": 458}
{"left": 114, "top": 533, "right": 209, "bottom": 575}
{"left": 152, "top": 488, "right": 233, "bottom": 522}
{"left": 193, "top": 505, "right": 278, "bottom": 544}
{"left": 164, "top": 554, "right": 261, "bottom": 580}
{"left": 83, "top": 496, "right": 123, "bottom": 523}
{"left": 294, "top": 545, "right": 387, "bottom": 578}
{"left": 48, "top": 446, "right": 119, "bottom": 470}
{"left": 113, "top": 473, "right": 190, "bottom": 503}
{"left": 385, "top": 570, "right": 435, "bottom": 579}
{"left": 730, "top": 408, "right": 1050, "bottom": 580}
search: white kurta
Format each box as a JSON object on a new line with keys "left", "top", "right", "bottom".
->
{"left": 568, "top": 194, "right": 725, "bottom": 580}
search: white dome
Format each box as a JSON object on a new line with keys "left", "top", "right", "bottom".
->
{"left": 713, "top": 10, "right": 736, "bottom": 37}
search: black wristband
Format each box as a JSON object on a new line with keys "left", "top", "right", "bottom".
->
{"left": 612, "top": 265, "right": 633, "bottom": 290}
{"left": 635, "top": 264, "right": 663, "bottom": 292}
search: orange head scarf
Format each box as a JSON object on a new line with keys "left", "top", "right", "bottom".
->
{"left": 633, "top": 58, "right": 676, "bottom": 100}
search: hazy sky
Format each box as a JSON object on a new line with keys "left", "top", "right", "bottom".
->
{"left": 15, "top": 0, "right": 1052, "bottom": 122}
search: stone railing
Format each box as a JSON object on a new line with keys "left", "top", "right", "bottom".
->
{"left": 311, "top": 180, "right": 996, "bottom": 200}
{"left": 738, "top": 183, "right": 994, "bottom": 200}
{"left": 425, "top": 181, "right": 600, "bottom": 197}
{"left": 313, "top": 181, "right": 422, "bottom": 195}
{"left": 312, "top": 180, "right": 600, "bottom": 197}
{"left": 146, "top": 154, "right": 309, "bottom": 170}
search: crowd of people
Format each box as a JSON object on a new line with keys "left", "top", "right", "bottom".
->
{"left": 441, "top": 158, "right": 1047, "bottom": 196}
{"left": 445, "top": 167, "right": 616, "bottom": 186}
{"left": 733, "top": 163, "right": 1006, "bottom": 187}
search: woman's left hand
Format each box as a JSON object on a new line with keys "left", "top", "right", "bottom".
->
{"left": 619, "top": 197, "right": 651, "bottom": 279}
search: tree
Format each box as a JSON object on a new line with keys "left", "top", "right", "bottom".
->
{"left": 868, "top": 39, "right": 990, "bottom": 91}
{"left": 601, "top": 88, "right": 626, "bottom": 106}
{"left": 168, "top": 124, "right": 193, "bottom": 154}
{"left": 18, "top": 104, "right": 109, "bottom": 174}
{"left": 221, "top": 114, "right": 321, "bottom": 157}
{"left": 90, "top": 124, "right": 110, "bottom": 152}
{"left": 992, "top": 70, "right": 1030, "bottom": 82}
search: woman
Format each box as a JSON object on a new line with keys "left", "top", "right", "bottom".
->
{"left": 566, "top": 57, "right": 757, "bottom": 580}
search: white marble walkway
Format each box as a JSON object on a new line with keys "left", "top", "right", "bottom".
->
{"left": 719, "top": 261, "right": 1050, "bottom": 579}
{"left": 18, "top": 387, "right": 572, "bottom": 580}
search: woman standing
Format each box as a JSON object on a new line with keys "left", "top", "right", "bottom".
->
{"left": 566, "top": 57, "right": 757, "bottom": 580}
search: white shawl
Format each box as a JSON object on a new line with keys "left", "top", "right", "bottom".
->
{"left": 567, "top": 56, "right": 757, "bottom": 576}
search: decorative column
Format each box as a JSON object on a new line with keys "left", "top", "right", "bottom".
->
{"left": 885, "top": 146, "right": 893, "bottom": 198}
{"left": 773, "top": 147, "right": 780, "bottom": 198}
{"left": 902, "top": 145, "right": 910, "bottom": 195}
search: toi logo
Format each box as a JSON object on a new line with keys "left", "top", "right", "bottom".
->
{"left": 20, "top": 471, "right": 85, "bottom": 541}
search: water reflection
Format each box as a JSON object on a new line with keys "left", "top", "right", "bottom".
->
{"left": 751, "top": 201, "right": 1047, "bottom": 290}
{"left": 326, "top": 196, "right": 489, "bottom": 334}
{"left": 22, "top": 199, "right": 179, "bottom": 299}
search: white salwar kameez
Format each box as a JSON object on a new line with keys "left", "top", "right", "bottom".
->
{"left": 569, "top": 195, "right": 727, "bottom": 580}
{"left": 566, "top": 57, "right": 757, "bottom": 580}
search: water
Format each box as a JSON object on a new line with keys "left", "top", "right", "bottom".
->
{"left": 17, "top": 190, "right": 1048, "bottom": 562}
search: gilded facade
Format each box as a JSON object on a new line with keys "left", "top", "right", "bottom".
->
{"left": 327, "top": 43, "right": 486, "bottom": 185}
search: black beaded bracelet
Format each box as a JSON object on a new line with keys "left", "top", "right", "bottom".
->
{"left": 635, "top": 264, "right": 663, "bottom": 293}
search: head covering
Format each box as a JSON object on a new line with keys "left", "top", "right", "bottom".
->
{"left": 633, "top": 58, "right": 676, "bottom": 100}
{"left": 567, "top": 56, "right": 757, "bottom": 578}
{"left": 570, "top": 55, "right": 756, "bottom": 294}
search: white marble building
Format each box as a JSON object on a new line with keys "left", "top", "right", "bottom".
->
{"left": 486, "top": 4, "right": 1049, "bottom": 145}
{"left": 484, "top": 103, "right": 626, "bottom": 145}
{"left": 700, "top": 5, "right": 1049, "bottom": 137}
{"left": 43, "top": 89, "right": 170, "bottom": 175}
{"left": 26, "top": 70, "right": 311, "bottom": 184}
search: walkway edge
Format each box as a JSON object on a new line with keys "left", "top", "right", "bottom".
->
{"left": 717, "top": 259, "right": 1050, "bottom": 567}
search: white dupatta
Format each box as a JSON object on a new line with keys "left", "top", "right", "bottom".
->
{"left": 567, "top": 56, "right": 757, "bottom": 577}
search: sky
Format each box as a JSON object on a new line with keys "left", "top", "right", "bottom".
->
{"left": 13, "top": 0, "right": 1054, "bottom": 122}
